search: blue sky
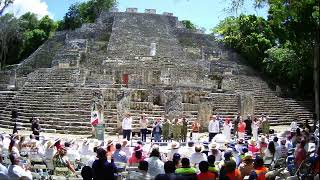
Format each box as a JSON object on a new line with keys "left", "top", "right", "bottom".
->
{"left": 5, "top": 0, "right": 268, "bottom": 32}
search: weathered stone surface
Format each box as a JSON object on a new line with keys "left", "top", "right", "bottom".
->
{"left": 163, "top": 90, "right": 183, "bottom": 119}
{"left": 238, "top": 92, "right": 255, "bottom": 116}
{"left": 198, "top": 97, "right": 212, "bottom": 132}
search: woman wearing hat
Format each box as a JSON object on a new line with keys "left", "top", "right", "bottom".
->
{"left": 52, "top": 146, "right": 77, "bottom": 176}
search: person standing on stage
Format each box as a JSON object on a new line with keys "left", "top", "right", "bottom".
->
{"left": 122, "top": 112, "right": 133, "bottom": 141}
{"left": 238, "top": 118, "right": 246, "bottom": 139}
{"left": 31, "top": 118, "right": 41, "bottom": 140}
{"left": 251, "top": 117, "right": 260, "bottom": 141}
{"left": 11, "top": 109, "right": 18, "bottom": 134}
{"left": 139, "top": 113, "right": 148, "bottom": 142}
{"left": 172, "top": 117, "right": 181, "bottom": 142}
{"left": 244, "top": 115, "right": 252, "bottom": 136}
{"left": 208, "top": 115, "right": 220, "bottom": 143}
{"left": 191, "top": 119, "right": 200, "bottom": 142}
{"left": 222, "top": 117, "right": 232, "bottom": 141}
{"left": 153, "top": 118, "right": 162, "bottom": 142}
{"left": 181, "top": 115, "right": 188, "bottom": 142}
{"left": 260, "top": 114, "right": 269, "bottom": 137}
{"left": 162, "top": 117, "right": 171, "bottom": 142}
{"left": 233, "top": 112, "right": 241, "bottom": 138}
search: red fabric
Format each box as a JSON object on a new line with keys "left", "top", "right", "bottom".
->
{"left": 226, "top": 169, "right": 242, "bottom": 180}
{"left": 238, "top": 122, "right": 246, "bottom": 132}
{"left": 128, "top": 153, "right": 145, "bottom": 164}
{"left": 197, "top": 172, "right": 216, "bottom": 180}
{"left": 254, "top": 167, "right": 268, "bottom": 180}
{"left": 122, "top": 74, "right": 129, "bottom": 86}
{"left": 295, "top": 147, "right": 307, "bottom": 168}
{"left": 248, "top": 144, "right": 260, "bottom": 153}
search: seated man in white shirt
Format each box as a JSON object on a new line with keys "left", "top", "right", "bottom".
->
{"left": 0, "top": 154, "right": 9, "bottom": 180}
{"left": 7, "top": 153, "right": 32, "bottom": 180}
{"left": 190, "top": 145, "right": 207, "bottom": 165}
{"left": 181, "top": 141, "right": 195, "bottom": 158}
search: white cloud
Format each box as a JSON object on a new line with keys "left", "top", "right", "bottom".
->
{"left": 4, "top": 0, "right": 53, "bottom": 19}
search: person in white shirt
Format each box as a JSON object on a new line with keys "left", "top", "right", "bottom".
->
{"left": 208, "top": 115, "right": 220, "bottom": 143}
{"left": 0, "top": 154, "right": 9, "bottom": 180}
{"left": 167, "top": 142, "right": 181, "bottom": 161}
{"left": 190, "top": 145, "right": 207, "bottom": 165}
{"left": 145, "top": 146, "right": 164, "bottom": 177}
{"left": 7, "top": 153, "right": 32, "bottom": 180}
{"left": 181, "top": 141, "right": 195, "bottom": 158}
{"left": 122, "top": 113, "right": 133, "bottom": 141}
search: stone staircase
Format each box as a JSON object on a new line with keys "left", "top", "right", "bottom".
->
{"left": 0, "top": 68, "right": 94, "bottom": 134}
{"left": 106, "top": 13, "right": 186, "bottom": 60}
{"left": 235, "top": 75, "right": 313, "bottom": 125}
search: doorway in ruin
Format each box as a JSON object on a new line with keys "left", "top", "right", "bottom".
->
{"left": 122, "top": 74, "right": 128, "bottom": 87}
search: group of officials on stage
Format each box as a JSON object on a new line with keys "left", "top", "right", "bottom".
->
{"left": 121, "top": 112, "right": 270, "bottom": 143}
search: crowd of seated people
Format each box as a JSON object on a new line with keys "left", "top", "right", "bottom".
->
{"left": 0, "top": 122, "right": 319, "bottom": 180}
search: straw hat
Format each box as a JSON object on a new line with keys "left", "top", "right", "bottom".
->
{"left": 107, "top": 140, "right": 113, "bottom": 146}
{"left": 243, "top": 153, "right": 253, "bottom": 160}
{"left": 209, "top": 142, "right": 219, "bottom": 150}
{"left": 170, "top": 141, "right": 180, "bottom": 149}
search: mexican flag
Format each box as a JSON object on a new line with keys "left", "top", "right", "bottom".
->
{"left": 91, "top": 104, "right": 99, "bottom": 126}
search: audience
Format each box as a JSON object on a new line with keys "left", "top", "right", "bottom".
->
{"left": 0, "top": 118, "right": 317, "bottom": 180}
{"left": 112, "top": 143, "right": 127, "bottom": 163}
{"left": 197, "top": 161, "right": 216, "bottom": 180}
{"left": 145, "top": 146, "right": 164, "bottom": 177}
{"left": 175, "top": 158, "right": 197, "bottom": 175}
{"left": 7, "top": 153, "right": 32, "bottom": 180}
{"left": 92, "top": 148, "right": 117, "bottom": 180}
{"left": 128, "top": 145, "right": 145, "bottom": 165}
{"left": 127, "top": 160, "right": 152, "bottom": 180}
{"left": 190, "top": 145, "right": 207, "bottom": 165}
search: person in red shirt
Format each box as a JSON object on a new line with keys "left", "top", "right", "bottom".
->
{"left": 294, "top": 140, "right": 307, "bottom": 168}
{"left": 238, "top": 119, "right": 246, "bottom": 139}
{"left": 128, "top": 145, "right": 145, "bottom": 165}
{"left": 225, "top": 160, "right": 242, "bottom": 180}
{"left": 197, "top": 161, "right": 216, "bottom": 180}
{"left": 249, "top": 156, "right": 268, "bottom": 180}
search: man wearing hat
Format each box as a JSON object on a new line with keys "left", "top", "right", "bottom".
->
{"left": 167, "top": 141, "right": 181, "bottom": 161}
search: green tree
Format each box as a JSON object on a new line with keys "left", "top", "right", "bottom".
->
{"left": 181, "top": 20, "right": 197, "bottom": 30}
{"left": 0, "top": 13, "right": 22, "bottom": 69}
{"left": 59, "top": 0, "right": 117, "bottom": 30}
{"left": 19, "top": 12, "right": 39, "bottom": 31}
{"left": 39, "top": 15, "right": 58, "bottom": 36}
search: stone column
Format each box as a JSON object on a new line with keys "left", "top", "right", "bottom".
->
{"left": 163, "top": 90, "right": 183, "bottom": 119}
{"left": 238, "top": 92, "right": 255, "bottom": 116}
{"left": 198, "top": 97, "right": 213, "bottom": 132}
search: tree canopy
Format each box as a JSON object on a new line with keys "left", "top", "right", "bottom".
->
{"left": 0, "top": 13, "right": 57, "bottom": 68}
{"left": 181, "top": 20, "right": 197, "bottom": 30}
{"left": 214, "top": 0, "right": 319, "bottom": 96}
{"left": 58, "top": 0, "right": 117, "bottom": 30}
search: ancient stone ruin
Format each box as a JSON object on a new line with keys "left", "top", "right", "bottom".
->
{"left": 0, "top": 9, "right": 314, "bottom": 134}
